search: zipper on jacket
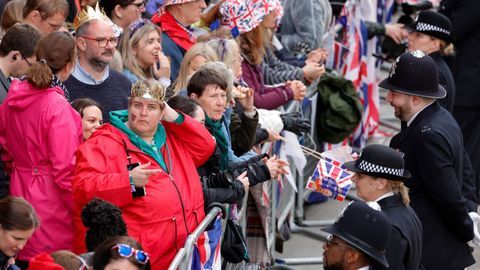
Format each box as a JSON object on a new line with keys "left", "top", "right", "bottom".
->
{"left": 168, "top": 174, "right": 190, "bottom": 236}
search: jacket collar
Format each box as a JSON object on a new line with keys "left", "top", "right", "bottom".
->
{"left": 377, "top": 193, "right": 403, "bottom": 209}
{"left": 390, "top": 101, "right": 440, "bottom": 147}
{"left": 109, "top": 110, "right": 169, "bottom": 172}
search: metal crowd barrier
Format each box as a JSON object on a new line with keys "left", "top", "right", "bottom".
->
{"left": 168, "top": 206, "right": 224, "bottom": 270}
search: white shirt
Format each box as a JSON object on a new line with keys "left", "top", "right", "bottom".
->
{"left": 406, "top": 101, "right": 435, "bottom": 127}
{"left": 375, "top": 192, "right": 395, "bottom": 203}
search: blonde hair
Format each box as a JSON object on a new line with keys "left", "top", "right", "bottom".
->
{"left": 205, "top": 38, "right": 238, "bottom": 71}
{"left": 119, "top": 23, "right": 162, "bottom": 80}
{"left": 439, "top": 40, "right": 455, "bottom": 56}
{"left": 386, "top": 180, "right": 410, "bottom": 205}
{"left": 173, "top": 42, "right": 218, "bottom": 93}
{"left": 429, "top": 35, "right": 455, "bottom": 56}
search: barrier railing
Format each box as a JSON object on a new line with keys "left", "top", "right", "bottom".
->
{"left": 168, "top": 206, "right": 224, "bottom": 270}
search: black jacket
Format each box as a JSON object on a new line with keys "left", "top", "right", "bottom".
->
{"left": 197, "top": 146, "right": 271, "bottom": 208}
{"left": 439, "top": 0, "right": 480, "bottom": 108}
{"left": 371, "top": 195, "right": 423, "bottom": 270}
{"left": 430, "top": 52, "right": 455, "bottom": 113}
{"left": 229, "top": 107, "right": 259, "bottom": 157}
{"left": 0, "top": 251, "right": 19, "bottom": 270}
{"left": 390, "top": 102, "right": 475, "bottom": 269}
{"left": 197, "top": 146, "right": 246, "bottom": 208}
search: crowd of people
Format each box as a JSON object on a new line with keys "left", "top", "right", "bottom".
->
{"left": 0, "top": 0, "right": 477, "bottom": 269}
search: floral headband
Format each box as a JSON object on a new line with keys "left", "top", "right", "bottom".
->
{"left": 129, "top": 19, "right": 152, "bottom": 39}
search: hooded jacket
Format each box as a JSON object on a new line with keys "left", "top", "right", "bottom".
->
{"left": 0, "top": 79, "right": 82, "bottom": 260}
{"left": 73, "top": 109, "right": 215, "bottom": 269}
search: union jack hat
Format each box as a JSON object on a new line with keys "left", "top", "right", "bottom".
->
{"left": 220, "top": 0, "right": 268, "bottom": 34}
{"left": 163, "top": 0, "right": 197, "bottom": 6}
{"left": 156, "top": 0, "right": 198, "bottom": 15}
{"left": 343, "top": 144, "right": 411, "bottom": 181}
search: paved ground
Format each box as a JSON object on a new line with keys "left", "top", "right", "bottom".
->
{"left": 273, "top": 87, "right": 480, "bottom": 269}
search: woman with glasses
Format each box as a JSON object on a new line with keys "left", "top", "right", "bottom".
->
{"left": 100, "top": 0, "right": 146, "bottom": 31}
{"left": 93, "top": 236, "right": 150, "bottom": 270}
{"left": 0, "top": 31, "right": 82, "bottom": 264}
{"left": 0, "top": 197, "right": 39, "bottom": 270}
{"left": 118, "top": 19, "right": 171, "bottom": 87}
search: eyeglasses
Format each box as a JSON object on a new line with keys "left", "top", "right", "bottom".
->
{"left": 112, "top": 244, "right": 149, "bottom": 264}
{"left": 128, "top": 1, "right": 146, "bottom": 10}
{"left": 18, "top": 52, "right": 32, "bottom": 66}
{"left": 44, "top": 20, "right": 63, "bottom": 31}
{"left": 81, "top": 36, "right": 119, "bottom": 48}
{"left": 326, "top": 234, "right": 353, "bottom": 249}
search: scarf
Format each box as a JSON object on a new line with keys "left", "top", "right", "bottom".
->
{"left": 110, "top": 110, "right": 169, "bottom": 172}
{"left": 51, "top": 75, "right": 70, "bottom": 102}
{"left": 205, "top": 114, "right": 229, "bottom": 170}
{"left": 152, "top": 10, "right": 195, "bottom": 51}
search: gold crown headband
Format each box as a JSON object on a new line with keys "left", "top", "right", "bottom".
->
{"left": 73, "top": 3, "right": 111, "bottom": 31}
{"left": 131, "top": 81, "right": 166, "bottom": 102}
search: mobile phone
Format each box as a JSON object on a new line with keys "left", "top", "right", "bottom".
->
{"left": 127, "top": 163, "right": 146, "bottom": 198}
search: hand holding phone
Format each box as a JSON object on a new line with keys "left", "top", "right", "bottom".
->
{"left": 128, "top": 162, "right": 162, "bottom": 198}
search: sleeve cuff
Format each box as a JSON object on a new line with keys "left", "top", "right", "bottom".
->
{"left": 173, "top": 113, "right": 185, "bottom": 124}
{"left": 243, "top": 109, "right": 257, "bottom": 119}
{"left": 159, "top": 78, "right": 171, "bottom": 88}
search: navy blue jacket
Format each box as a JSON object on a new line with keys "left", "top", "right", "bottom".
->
{"left": 390, "top": 102, "right": 475, "bottom": 269}
{"left": 431, "top": 52, "right": 455, "bottom": 113}
{"left": 161, "top": 32, "right": 186, "bottom": 82}
{"left": 371, "top": 194, "right": 423, "bottom": 270}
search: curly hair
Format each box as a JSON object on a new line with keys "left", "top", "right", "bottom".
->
{"left": 81, "top": 198, "right": 128, "bottom": 252}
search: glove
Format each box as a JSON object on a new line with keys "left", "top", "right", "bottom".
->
{"left": 280, "top": 112, "right": 311, "bottom": 136}
{"left": 468, "top": 212, "right": 480, "bottom": 248}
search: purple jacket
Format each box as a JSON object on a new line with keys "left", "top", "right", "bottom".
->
{"left": 241, "top": 60, "right": 293, "bottom": 110}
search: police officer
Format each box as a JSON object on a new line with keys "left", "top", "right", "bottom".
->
{"left": 322, "top": 201, "right": 392, "bottom": 270}
{"left": 407, "top": 10, "right": 455, "bottom": 112}
{"left": 344, "top": 144, "right": 423, "bottom": 270}
{"left": 382, "top": 51, "right": 475, "bottom": 269}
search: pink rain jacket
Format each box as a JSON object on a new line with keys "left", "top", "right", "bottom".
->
{"left": 0, "top": 80, "right": 82, "bottom": 260}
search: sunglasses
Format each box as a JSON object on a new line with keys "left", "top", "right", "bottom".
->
{"left": 77, "top": 255, "right": 88, "bottom": 270}
{"left": 112, "top": 244, "right": 150, "bottom": 264}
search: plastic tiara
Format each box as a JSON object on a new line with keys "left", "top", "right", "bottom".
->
{"left": 73, "top": 3, "right": 111, "bottom": 31}
{"left": 131, "top": 81, "right": 166, "bottom": 102}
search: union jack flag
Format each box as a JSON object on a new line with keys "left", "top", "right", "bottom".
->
{"left": 191, "top": 216, "right": 222, "bottom": 270}
{"left": 306, "top": 158, "right": 354, "bottom": 202}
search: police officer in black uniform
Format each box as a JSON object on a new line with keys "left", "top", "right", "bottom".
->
{"left": 383, "top": 51, "right": 475, "bottom": 269}
{"left": 344, "top": 144, "right": 423, "bottom": 270}
{"left": 407, "top": 10, "right": 455, "bottom": 112}
{"left": 322, "top": 201, "right": 392, "bottom": 270}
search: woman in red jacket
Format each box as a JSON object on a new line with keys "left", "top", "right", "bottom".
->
{"left": 73, "top": 79, "right": 215, "bottom": 269}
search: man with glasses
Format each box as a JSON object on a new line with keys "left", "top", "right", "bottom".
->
{"left": 0, "top": 24, "right": 42, "bottom": 104}
{"left": 65, "top": 5, "right": 131, "bottom": 123}
{"left": 100, "top": 0, "right": 146, "bottom": 31}
{"left": 22, "top": 0, "right": 68, "bottom": 35}
{"left": 322, "top": 201, "right": 392, "bottom": 270}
